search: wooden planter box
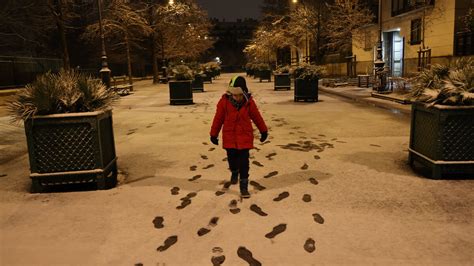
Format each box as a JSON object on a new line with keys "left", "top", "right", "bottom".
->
{"left": 259, "top": 69, "right": 272, "bottom": 82}
{"left": 274, "top": 73, "right": 291, "bottom": 90}
{"left": 408, "top": 103, "right": 474, "bottom": 179}
{"left": 294, "top": 78, "right": 318, "bottom": 102}
{"left": 169, "top": 80, "right": 193, "bottom": 105}
{"left": 24, "top": 110, "right": 118, "bottom": 192}
{"left": 192, "top": 75, "right": 204, "bottom": 92}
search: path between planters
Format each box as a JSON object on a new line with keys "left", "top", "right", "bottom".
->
{"left": 0, "top": 73, "right": 473, "bottom": 265}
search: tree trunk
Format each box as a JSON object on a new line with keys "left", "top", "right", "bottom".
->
{"left": 315, "top": 1, "right": 321, "bottom": 64}
{"left": 151, "top": 36, "right": 159, "bottom": 83}
{"left": 125, "top": 33, "right": 133, "bottom": 85}
{"left": 149, "top": 4, "right": 159, "bottom": 84}
{"left": 50, "top": 0, "right": 70, "bottom": 70}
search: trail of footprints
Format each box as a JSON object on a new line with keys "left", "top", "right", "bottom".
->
{"left": 149, "top": 127, "right": 336, "bottom": 263}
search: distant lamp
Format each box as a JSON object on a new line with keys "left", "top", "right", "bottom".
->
{"left": 292, "top": 0, "right": 298, "bottom": 3}
{"left": 97, "top": 0, "right": 111, "bottom": 88}
{"left": 169, "top": 0, "right": 174, "bottom": 5}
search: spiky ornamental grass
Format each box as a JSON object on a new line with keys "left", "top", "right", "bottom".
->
{"left": 410, "top": 58, "right": 474, "bottom": 106}
{"left": 9, "top": 69, "right": 118, "bottom": 122}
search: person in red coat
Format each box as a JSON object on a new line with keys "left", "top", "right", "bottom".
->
{"left": 210, "top": 75, "right": 268, "bottom": 198}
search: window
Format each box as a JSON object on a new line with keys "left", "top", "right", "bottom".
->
{"left": 392, "top": 0, "right": 435, "bottom": 16}
{"left": 411, "top": 18, "right": 422, "bottom": 45}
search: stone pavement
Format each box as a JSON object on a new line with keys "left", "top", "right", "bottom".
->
{"left": 0, "top": 73, "right": 473, "bottom": 265}
{"left": 318, "top": 85, "right": 412, "bottom": 115}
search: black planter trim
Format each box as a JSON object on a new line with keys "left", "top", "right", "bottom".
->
{"left": 408, "top": 102, "right": 474, "bottom": 179}
{"left": 192, "top": 76, "right": 204, "bottom": 92}
{"left": 25, "top": 109, "right": 118, "bottom": 192}
{"left": 259, "top": 70, "right": 272, "bottom": 82}
{"left": 169, "top": 80, "right": 193, "bottom": 105}
{"left": 294, "top": 78, "right": 318, "bottom": 102}
{"left": 274, "top": 73, "right": 291, "bottom": 90}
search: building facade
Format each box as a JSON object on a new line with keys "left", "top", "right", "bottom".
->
{"left": 326, "top": 0, "right": 473, "bottom": 77}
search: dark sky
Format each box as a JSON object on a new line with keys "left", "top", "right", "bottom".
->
{"left": 196, "top": 0, "right": 264, "bottom": 21}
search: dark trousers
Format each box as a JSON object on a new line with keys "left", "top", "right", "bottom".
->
{"left": 226, "top": 149, "right": 250, "bottom": 182}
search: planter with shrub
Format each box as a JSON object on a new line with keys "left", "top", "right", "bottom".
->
{"left": 201, "top": 62, "right": 221, "bottom": 82}
{"left": 273, "top": 65, "right": 291, "bottom": 90}
{"left": 192, "top": 73, "right": 204, "bottom": 92}
{"left": 169, "top": 65, "right": 194, "bottom": 105}
{"left": 291, "top": 63, "right": 326, "bottom": 102}
{"left": 408, "top": 59, "right": 474, "bottom": 179}
{"left": 9, "top": 70, "right": 119, "bottom": 192}
{"left": 257, "top": 63, "right": 271, "bottom": 82}
{"left": 245, "top": 63, "right": 255, "bottom": 77}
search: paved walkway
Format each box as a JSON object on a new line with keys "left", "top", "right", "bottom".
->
{"left": 0, "top": 74, "right": 473, "bottom": 265}
{"left": 319, "top": 85, "right": 412, "bottom": 115}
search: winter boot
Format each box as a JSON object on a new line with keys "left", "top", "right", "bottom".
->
{"left": 230, "top": 170, "right": 239, "bottom": 185}
{"left": 239, "top": 179, "right": 250, "bottom": 198}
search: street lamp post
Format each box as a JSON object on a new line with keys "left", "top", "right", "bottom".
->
{"left": 97, "top": 0, "right": 111, "bottom": 88}
{"left": 373, "top": 0, "right": 386, "bottom": 92}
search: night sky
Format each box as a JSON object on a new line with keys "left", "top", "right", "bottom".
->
{"left": 196, "top": 0, "right": 264, "bottom": 21}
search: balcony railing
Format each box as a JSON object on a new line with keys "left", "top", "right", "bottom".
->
{"left": 392, "top": 0, "right": 435, "bottom": 17}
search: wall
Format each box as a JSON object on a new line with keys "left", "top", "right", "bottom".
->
{"left": 349, "top": 0, "right": 457, "bottom": 76}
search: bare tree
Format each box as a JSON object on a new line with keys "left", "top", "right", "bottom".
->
{"left": 153, "top": 2, "right": 213, "bottom": 60}
{"left": 83, "top": 0, "right": 152, "bottom": 85}
{"left": 244, "top": 25, "right": 282, "bottom": 63}
{"left": 325, "top": 0, "right": 375, "bottom": 54}
{"left": 136, "top": 0, "right": 213, "bottom": 83}
{"left": 245, "top": 4, "right": 319, "bottom": 64}
{"left": 0, "top": 1, "right": 43, "bottom": 53}
{"left": 47, "top": 0, "right": 74, "bottom": 69}
{"left": 0, "top": 0, "right": 76, "bottom": 68}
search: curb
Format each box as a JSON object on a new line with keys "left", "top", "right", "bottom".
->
{"left": 319, "top": 86, "right": 412, "bottom": 116}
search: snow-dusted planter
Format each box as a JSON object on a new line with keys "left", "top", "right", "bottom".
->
{"left": 408, "top": 103, "right": 474, "bottom": 179}
{"left": 259, "top": 70, "right": 272, "bottom": 82}
{"left": 25, "top": 110, "right": 118, "bottom": 192}
{"left": 169, "top": 80, "right": 193, "bottom": 105}
{"left": 192, "top": 75, "right": 204, "bottom": 92}
{"left": 274, "top": 73, "right": 291, "bottom": 90}
{"left": 294, "top": 78, "right": 318, "bottom": 102}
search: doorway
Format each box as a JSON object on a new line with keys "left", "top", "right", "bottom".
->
{"left": 383, "top": 31, "right": 404, "bottom": 77}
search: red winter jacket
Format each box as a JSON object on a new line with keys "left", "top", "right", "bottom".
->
{"left": 210, "top": 94, "right": 268, "bottom": 149}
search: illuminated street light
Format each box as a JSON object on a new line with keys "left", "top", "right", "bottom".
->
{"left": 97, "top": 0, "right": 111, "bottom": 88}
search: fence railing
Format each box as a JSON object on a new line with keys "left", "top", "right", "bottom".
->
{"left": 0, "top": 56, "right": 62, "bottom": 89}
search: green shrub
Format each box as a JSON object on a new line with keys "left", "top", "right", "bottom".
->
{"left": 9, "top": 69, "right": 118, "bottom": 122}
{"left": 274, "top": 65, "right": 291, "bottom": 74}
{"left": 171, "top": 64, "right": 194, "bottom": 80}
{"left": 256, "top": 63, "right": 271, "bottom": 71}
{"left": 291, "top": 63, "right": 326, "bottom": 80}
{"left": 200, "top": 62, "right": 221, "bottom": 78}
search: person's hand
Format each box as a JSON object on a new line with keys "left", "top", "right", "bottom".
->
{"left": 210, "top": 136, "right": 219, "bottom": 145}
{"left": 260, "top": 132, "right": 268, "bottom": 142}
